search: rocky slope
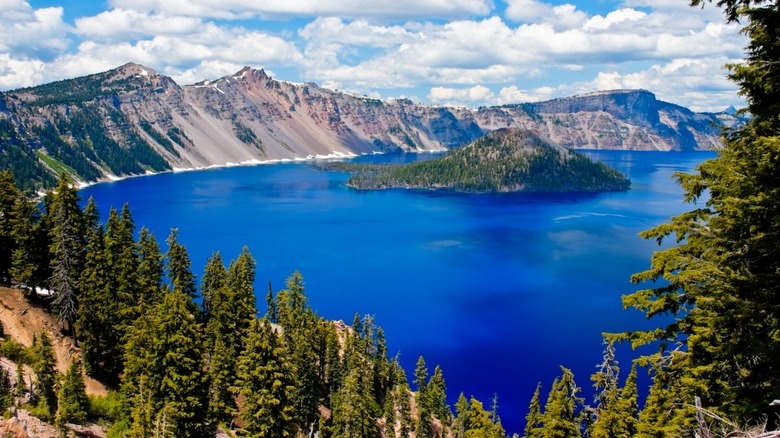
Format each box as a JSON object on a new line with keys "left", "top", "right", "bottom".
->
{"left": 0, "top": 63, "right": 742, "bottom": 189}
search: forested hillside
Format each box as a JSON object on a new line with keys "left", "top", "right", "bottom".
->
{"left": 334, "top": 128, "right": 630, "bottom": 193}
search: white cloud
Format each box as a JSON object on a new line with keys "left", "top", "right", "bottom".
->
{"left": 0, "top": 3, "right": 69, "bottom": 57}
{"left": 497, "top": 85, "right": 555, "bottom": 104}
{"left": 429, "top": 85, "right": 494, "bottom": 104}
{"left": 0, "top": 54, "right": 45, "bottom": 89}
{"left": 107, "top": 0, "right": 494, "bottom": 20}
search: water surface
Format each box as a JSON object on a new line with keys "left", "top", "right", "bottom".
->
{"left": 81, "top": 150, "right": 713, "bottom": 433}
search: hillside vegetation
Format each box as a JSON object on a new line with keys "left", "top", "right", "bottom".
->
{"left": 335, "top": 128, "right": 630, "bottom": 193}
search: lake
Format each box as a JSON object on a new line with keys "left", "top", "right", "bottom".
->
{"left": 80, "top": 150, "right": 714, "bottom": 434}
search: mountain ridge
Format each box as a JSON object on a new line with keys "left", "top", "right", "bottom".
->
{"left": 0, "top": 63, "right": 742, "bottom": 190}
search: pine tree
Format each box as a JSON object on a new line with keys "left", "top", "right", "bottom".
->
{"left": 277, "top": 271, "right": 321, "bottom": 432}
{"left": 165, "top": 228, "right": 197, "bottom": 301}
{"left": 235, "top": 318, "right": 297, "bottom": 437}
{"left": 10, "top": 194, "right": 48, "bottom": 289}
{"left": 0, "top": 368, "right": 12, "bottom": 412}
{"left": 200, "top": 251, "right": 226, "bottom": 324}
{"left": 137, "top": 227, "right": 165, "bottom": 306}
{"left": 590, "top": 340, "right": 621, "bottom": 438}
{"left": 106, "top": 204, "right": 141, "bottom": 327}
{"left": 77, "top": 223, "right": 122, "bottom": 381}
{"left": 523, "top": 383, "right": 543, "bottom": 438}
{"left": 635, "top": 352, "right": 695, "bottom": 438}
{"left": 621, "top": 0, "right": 780, "bottom": 422}
{"left": 266, "top": 281, "right": 278, "bottom": 323}
{"left": 427, "top": 365, "right": 451, "bottom": 425}
{"left": 455, "top": 392, "right": 470, "bottom": 438}
{"left": 616, "top": 364, "right": 638, "bottom": 438}
{"left": 122, "top": 290, "right": 210, "bottom": 437}
{"left": 48, "top": 174, "right": 85, "bottom": 337}
{"left": 393, "top": 364, "right": 413, "bottom": 438}
{"left": 331, "top": 366, "right": 378, "bottom": 438}
{"left": 540, "top": 367, "right": 582, "bottom": 438}
{"left": 55, "top": 358, "right": 89, "bottom": 429}
{"left": 463, "top": 396, "right": 504, "bottom": 438}
{"left": 32, "top": 331, "right": 58, "bottom": 418}
{"left": 414, "top": 356, "right": 432, "bottom": 437}
{"left": 0, "top": 170, "right": 21, "bottom": 284}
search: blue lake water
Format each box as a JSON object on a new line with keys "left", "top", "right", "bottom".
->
{"left": 80, "top": 150, "right": 714, "bottom": 433}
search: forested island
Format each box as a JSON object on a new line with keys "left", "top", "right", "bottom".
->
{"left": 325, "top": 129, "right": 630, "bottom": 193}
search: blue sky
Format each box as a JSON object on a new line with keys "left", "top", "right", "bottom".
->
{"left": 2, "top": 0, "right": 746, "bottom": 111}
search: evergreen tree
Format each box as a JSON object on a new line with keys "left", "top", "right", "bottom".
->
{"left": 635, "top": 352, "right": 695, "bottom": 438}
{"left": 540, "top": 367, "right": 582, "bottom": 438}
{"left": 14, "top": 362, "right": 26, "bottom": 398}
{"left": 48, "top": 174, "right": 85, "bottom": 337}
{"left": 106, "top": 204, "right": 140, "bottom": 327}
{"left": 590, "top": 341, "right": 622, "bottom": 438}
{"left": 427, "top": 365, "right": 451, "bottom": 425}
{"left": 0, "top": 368, "right": 12, "bottom": 413}
{"left": 165, "top": 228, "right": 197, "bottom": 301}
{"left": 32, "top": 331, "right": 58, "bottom": 417}
{"left": 523, "top": 383, "right": 543, "bottom": 438}
{"left": 55, "top": 358, "right": 89, "bottom": 429}
{"left": 468, "top": 397, "right": 500, "bottom": 438}
{"left": 414, "top": 356, "right": 432, "bottom": 437}
{"left": 77, "top": 224, "right": 123, "bottom": 382}
{"left": 621, "top": 0, "right": 780, "bottom": 422}
{"left": 122, "top": 290, "right": 210, "bottom": 437}
{"left": 331, "top": 366, "right": 378, "bottom": 438}
{"left": 200, "top": 251, "right": 226, "bottom": 323}
{"left": 265, "top": 281, "right": 278, "bottom": 323}
{"left": 137, "top": 227, "right": 165, "bottom": 306}
{"left": 616, "top": 364, "right": 638, "bottom": 438}
{"left": 235, "top": 318, "right": 297, "bottom": 438}
{"left": 455, "top": 392, "right": 470, "bottom": 438}
{"left": 0, "top": 170, "right": 21, "bottom": 284}
{"left": 276, "top": 271, "right": 321, "bottom": 432}
{"left": 10, "top": 194, "right": 49, "bottom": 289}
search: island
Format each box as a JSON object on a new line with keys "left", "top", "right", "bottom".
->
{"left": 326, "top": 128, "right": 631, "bottom": 193}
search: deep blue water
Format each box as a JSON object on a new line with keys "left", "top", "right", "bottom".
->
{"left": 80, "top": 150, "right": 714, "bottom": 433}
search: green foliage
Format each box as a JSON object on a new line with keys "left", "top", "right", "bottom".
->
{"left": 523, "top": 383, "right": 543, "bottom": 438}
{"left": 48, "top": 174, "right": 85, "bottom": 336}
{"left": 235, "top": 318, "right": 297, "bottom": 437}
{"left": 122, "top": 290, "right": 210, "bottom": 437}
{"left": 540, "top": 367, "right": 582, "bottom": 438}
{"left": 0, "top": 338, "right": 32, "bottom": 364}
{"left": 165, "top": 228, "right": 198, "bottom": 302}
{"left": 88, "top": 391, "right": 124, "bottom": 422}
{"left": 32, "top": 331, "right": 59, "bottom": 418}
{"left": 335, "top": 128, "right": 630, "bottom": 193}
{"left": 56, "top": 358, "right": 89, "bottom": 428}
{"left": 0, "top": 368, "right": 12, "bottom": 413}
{"left": 618, "top": 0, "right": 780, "bottom": 427}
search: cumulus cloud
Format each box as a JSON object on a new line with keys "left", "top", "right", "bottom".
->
{"left": 0, "top": 0, "right": 748, "bottom": 112}
{"left": 429, "top": 85, "right": 494, "bottom": 106}
{"left": 107, "top": 0, "right": 493, "bottom": 20}
{"left": 0, "top": 3, "right": 69, "bottom": 58}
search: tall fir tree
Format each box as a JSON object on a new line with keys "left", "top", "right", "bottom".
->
{"left": 48, "top": 174, "right": 85, "bottom": 337}
{"left": 32, "top": 331, "right": 58, "bottom": 418}
{"left": 427, "top": 365, "right": 451, "bottom": 426}
{"left": 136, "top": 227, "right": 165, "bottom": 306}
{"left": 122, "top": 290, "right": 210, "bottom": 437}
{"left": 165, "top": 228, "right": 197, "bottom": 302}
{"left": 523, "top": 383, "right": 543, "bottom": 438}
{"left": 414, "top": 356, "right": 432, "bottom": 438}
{"left": 200, "top": 251, "right": 226, "bottom": 324}
{"left": 55, "top": 358, "right": 89, "bottom": 429}
{"left": 10, "top": 193, "right": 49, "bottom": 289}
{"left": 620, "top": 0, "right": 780, "bottom": 422}
{"left": 235, "top": 318, "right": 297, "bottom": 438}
{"left": 0, "top": 170, "right": 21, "bottom": 284}
{"left": 540, "top": 367, "right": 582, "bottom": 438}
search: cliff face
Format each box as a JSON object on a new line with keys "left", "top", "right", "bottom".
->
{"left": 0, "top": 63, "right": 741, "bottom": 188}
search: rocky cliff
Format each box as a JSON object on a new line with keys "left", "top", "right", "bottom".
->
{"left": 0, "top": 63, "right": 741, "bottom": 189}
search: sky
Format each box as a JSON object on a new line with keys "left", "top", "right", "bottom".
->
{"left": 0, "top": 0, "right": 748, "bottom": 112}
